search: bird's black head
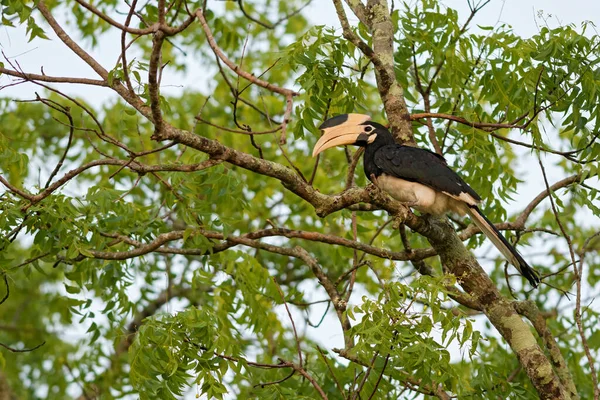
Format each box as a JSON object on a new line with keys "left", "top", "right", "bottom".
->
{"left": 312, "top": 114, "right": 391, "bottom": 156}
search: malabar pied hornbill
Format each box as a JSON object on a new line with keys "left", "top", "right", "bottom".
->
{"left": 312, "top": 113, "right": 540, "bottom": 287}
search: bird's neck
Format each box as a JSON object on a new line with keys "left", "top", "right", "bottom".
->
{"left": 363, "top": 130, "right": 395, "bottom": 180}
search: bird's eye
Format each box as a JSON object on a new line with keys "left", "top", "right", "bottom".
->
{"left": 364, "top": 126, "right": 373, "bottom": 133}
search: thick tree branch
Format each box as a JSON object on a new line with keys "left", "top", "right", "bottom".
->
{"left": 365, "top": 0, "right": 414, "bottom": 143}
{"left": 515, "top": 300, "right": 579, "bottom": 400}
{"left": 38, "top": 2, "right": 109, "bottom": 79}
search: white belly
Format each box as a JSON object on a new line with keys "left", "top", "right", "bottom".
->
{"left": 375, "top": 174, "right": 468, "bottom": 216}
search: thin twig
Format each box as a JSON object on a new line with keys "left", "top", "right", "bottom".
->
{"left": 195, "top": 9, "right": 297, "bottom": 97}
{"left": 195, "top": 116, "right": 281, "bottom": 135}
{"left": 368, "top": 354, "right": 390, "bottom": 400}
{"left": 237, "top": 0, "right": 312, "bottom": 29}
{"left": 0, "top": 275, "right": 9, "bottom": 306}
{"left": 120, "top": 0, "right": 138, "bottom": 94}
{"left": 316, "top": 346, "right": 346, "bottom": 398}
{"left": 273, "top": 277, "right": 303, "bottom": 367}
{"left": 0, "top": 340, "right": 45, "bottom": 353}
{"left": 40, "top": 98, "right": 75, "bottom": 189}
{"left": 254, "top": 370, "right": 296, "bottom": 388}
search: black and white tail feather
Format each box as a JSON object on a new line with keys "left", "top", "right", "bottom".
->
{"left": 466, "top": 206, "right": 540, "bottom": 287}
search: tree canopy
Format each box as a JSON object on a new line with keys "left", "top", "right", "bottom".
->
{"left": 0, "top": 0, "right": 599, "bottom": 399}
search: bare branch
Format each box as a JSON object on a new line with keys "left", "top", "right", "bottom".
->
{"left": 120, "top": 0, "right": 138, "bottom": 94}
{"left": 38, "top": 2, "right": 110, "bottom": 79}
{"left": 316, "top": 347, "right": 346, "bottom": 398}
{"left": 39, "top": 97, "right": 75, "bottom": 188}
{"left": 73, "top": 0, "right": 157, "bottom": 35}
{"left": 411, "top": 112, "right": 533, "bottom": 131}
{"left": 0, "top": 175, "right": 34, "bottom": 201}
{"left": 278, "top": 359, "right": 329, "bottom": 400}
{"left": 273, "top": 278, "right": 303, "bottom": 367}
{"left": 0, "top": 66, "right": 107, "bottom": 86}
{"left": 195, "top": 116, "right": 282, "bottom": 135}
{"left": 195, "top": 9, "right": 298, "bottom": 97}
{"left": 411, "top": 43, "right": 442, "bottom": 154}
{"left": 237, "top": 0, "right": 313, "bottom": 29}
{"left": 254, "top": 370, "right": 296, "bottom": 388}
{"left": 1, "top": 158, "right": 221, "bottom": 212}
{"left": 0, "top": 341, "right": 45, "bottom": 353}
{"left": 36, "top": 1, "right": 149, "bottom": 114}
{"left": 514, "top": 173, "right": 588, "bottom": 228}
{"left": 0, "top": 275, "right": 8, "bottom": 306}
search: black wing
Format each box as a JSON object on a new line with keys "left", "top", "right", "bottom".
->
{"left": 373, "top": 145, "right": 481, "bottom": 201}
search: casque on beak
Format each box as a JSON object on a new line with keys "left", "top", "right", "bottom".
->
{"left": 312, "top": 114, "right": 372, "bottom": 157}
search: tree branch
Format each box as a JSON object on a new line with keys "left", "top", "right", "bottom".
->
{"left": 194, "top": 9, "right": 298, "bottom": 97}
{"left": 344, "top": 0, "right": 369, "bottom": 27}
{"left": 365, "top": 0, "right": 414, "bottom": 143}
{"left": 236, "top": 0, "right": 313, "bottom": 29}
{"left": 148, "top": 29, "right": 165, "bottom": 132}
{"left": 36, "top": 1, "right": 150, "bottom": 115}
{"left": 38, "top": 2, "right": 110, "bottom": 79}
{"left": 515, "top": 300, "right": 579, "bottom": 400}
{"left": 0, "top": 66, "right": 107, "bottom": 86}
{"left": 332, "top": 0, "right": 380, "bottom": 69}
{"left": 73, "top": 0, "right": 157, "bottom": 35}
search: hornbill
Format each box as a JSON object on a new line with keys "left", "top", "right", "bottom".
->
{"left": 312, "top": 113, "right": 540, "bottom": 287}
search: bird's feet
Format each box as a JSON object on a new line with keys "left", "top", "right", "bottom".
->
{"left": 392, "top": 214, "right": 404, "bottom": 230}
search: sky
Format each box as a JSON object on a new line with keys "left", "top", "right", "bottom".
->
{"left": 1, "top": 0, "right": 599, "bottom": 398}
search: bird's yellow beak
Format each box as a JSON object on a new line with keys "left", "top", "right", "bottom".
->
{"left": 312, "top": 114, "right": 372, "bottom": 157}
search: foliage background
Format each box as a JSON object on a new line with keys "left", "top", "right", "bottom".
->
{"left": 0, "top": 0, "right": 599, "bottom": 399}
